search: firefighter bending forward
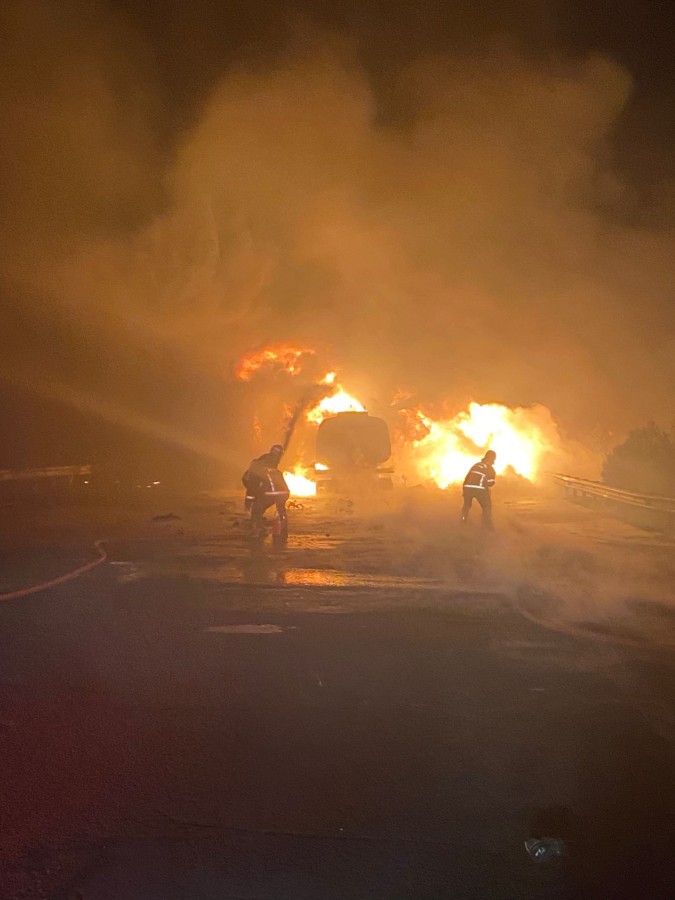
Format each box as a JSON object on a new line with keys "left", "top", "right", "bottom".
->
{"left": 461, "top": 450, "right": 497, "bottom": 530}
{"left": 242, "top": 444, "right": 290, "bottom": 540}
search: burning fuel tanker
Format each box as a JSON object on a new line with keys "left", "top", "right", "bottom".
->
{"left": 235, "top": 344, "right": 559, "bottom": 496}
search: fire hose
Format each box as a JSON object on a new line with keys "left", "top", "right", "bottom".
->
{"left": 0, "top": 540, "right": 108, "bottom": 602}
{"left": 280, "top": 395, "right": 311, "bottom": 458}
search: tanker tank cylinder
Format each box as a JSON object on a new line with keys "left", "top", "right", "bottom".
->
{"left": 314, "top": 411, "right": 393, "bottom": 492}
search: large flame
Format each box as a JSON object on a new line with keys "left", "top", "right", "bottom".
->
{"left": 404, "top": 402, "right": 555, "bottom": 488}
{"left": 284, "top": 466, "right": 317, "bottom": 497}
{"left": 235, "top": 346, "right": 555, "bottom": 489}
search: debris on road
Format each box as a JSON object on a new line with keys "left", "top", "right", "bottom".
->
{"left": 524, "top": 837, "right": 566, "bottom": 862}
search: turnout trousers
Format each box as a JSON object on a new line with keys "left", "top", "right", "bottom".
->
{"left": 461, "top": 487, "right": 493, "bottom": 529}
{"left": 250, "top": 492, "right": 289, "bottom": 540}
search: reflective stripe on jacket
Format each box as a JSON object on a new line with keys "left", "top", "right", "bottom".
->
{"left": 463, "top": 461, "right": 496, "bottom": 490}
{"left": 243, "top": 456, "right": 289, "bottom": 497}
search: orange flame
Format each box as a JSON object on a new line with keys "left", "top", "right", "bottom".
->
{"left": 284, "top": 467, "right": 317, "bottom": 497}
{"left": 234, "top": 347, "right": 365, "bottom": 426}
{"left": 404, "top": 402, "right": 556, "bottom": 487}
{"left": 236, "top": 345, "right": 316, "bottom": 381}
{"left": 306, "top": 387, "right": 366, "bottom": 424}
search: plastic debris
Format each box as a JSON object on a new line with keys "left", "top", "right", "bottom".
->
{"left": 524, "top": 838, "right": 566, "bottom": 862}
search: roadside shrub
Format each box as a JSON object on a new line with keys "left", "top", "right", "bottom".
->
{"left": 602, "top": 424, "right": 675, "bottom": 497}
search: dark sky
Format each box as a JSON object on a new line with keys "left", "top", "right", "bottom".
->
{"left": 0, "top": 0, "right": 673, "bottom": 475}
{"left": 109, "top": 0, "right": 674, "bottom": 169}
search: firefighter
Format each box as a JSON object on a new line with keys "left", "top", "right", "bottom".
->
{"left": 242, "top": 444, "right": 290, "bottom": 540}
{"left": 461, "top": 450, "right": 497, "bottom": 529}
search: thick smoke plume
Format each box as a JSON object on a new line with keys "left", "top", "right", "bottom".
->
{"left": 1, "top": 0, "right": 673, "bottom": 476}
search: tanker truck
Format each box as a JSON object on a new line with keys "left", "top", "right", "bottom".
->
{"left": 313, "top": 411, "right": 394, "bottom": 493}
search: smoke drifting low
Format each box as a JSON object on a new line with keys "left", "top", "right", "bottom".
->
{"left": 1, "top": 0, "right": 673, "bottom": 474}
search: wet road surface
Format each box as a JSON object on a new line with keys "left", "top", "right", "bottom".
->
{"left": 0, "top": 492, "right": 674, "bottom": 898}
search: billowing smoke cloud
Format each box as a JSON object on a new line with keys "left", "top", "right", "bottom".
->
{"left": 1, "top": 0, "right": 673, "bottom": 476}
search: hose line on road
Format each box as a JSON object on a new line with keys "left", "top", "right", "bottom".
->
{"left": 0, "top": 540, "right": 108, "bottom": 602}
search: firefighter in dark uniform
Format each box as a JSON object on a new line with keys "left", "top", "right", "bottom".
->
{"left": 461, "top": 450, "right": 497, "bottom": 529}
{"left": 242, "top": 444, "right": 290, "bottom": 540}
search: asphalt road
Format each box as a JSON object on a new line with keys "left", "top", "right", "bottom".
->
{"left": 0, "top": 491, "right": 674, "bottom": 898}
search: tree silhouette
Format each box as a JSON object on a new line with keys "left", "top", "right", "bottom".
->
{"left": 603, "top": 423, "right": 675, "bottom": 496}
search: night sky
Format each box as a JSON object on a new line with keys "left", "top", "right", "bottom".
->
{"left": 0, "top": 0, "right": 673, "bottom": 478}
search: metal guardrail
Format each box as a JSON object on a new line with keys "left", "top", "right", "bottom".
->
{"left": 552, "top": 473, "right": 675, "bottom": 514}
{"left": 0, "top": 464, "right": 92, "bottom": 483}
